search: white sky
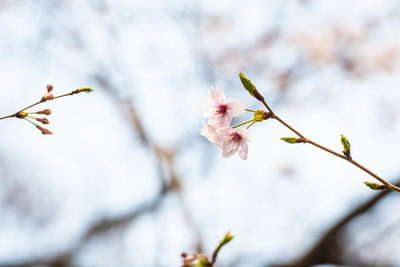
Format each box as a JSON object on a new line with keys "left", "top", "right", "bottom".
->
{"left": 0, "top": 0, "right": 400, "bottom": 266}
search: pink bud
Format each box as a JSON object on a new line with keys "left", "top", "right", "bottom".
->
{"left": 37, "top": 109, "right": 52, "bottom": 115}
{"left": 36, "top": 118, "right": 49, "bottom": 124}
{"left": 41, "top": 93, "right": 54, "bottom": 102}
{"left": 185, "top": 254, "right": 196, "bottom": 262}
{"left": 36, "top": 125, "right": 52, "bottom": 135}
{"left": 46, "top": 84, "right": 53, "bottom": 92}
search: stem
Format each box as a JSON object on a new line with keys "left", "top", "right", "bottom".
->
{"left": 259, "top": 98, "right": 273, "bottom": 114}
{"left": 246, "top": 121, "right": 256, "bottom": 129}
{"left": 232, "top": 119, "right": 255, "bottom": 128}
{"left": 258, "top": 96, "right": 400, "bottom": 192}
{"left": 0, "top": 114, "right": 15, "bottom": 120}
{"left": 24, "top": 118, "right": 37, "bottom": 127}
{"left": 245, "top": 108, "right": 256, "bottom": 112}
{"left": 0, "top": 91, "right": 76, "bottom": 121}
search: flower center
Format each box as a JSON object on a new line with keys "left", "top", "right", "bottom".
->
{"left": 230, "top": 132, "right": 242, "bottom": 143}
{"left": 216, "top": 104, "right": 227, "bottom": 114}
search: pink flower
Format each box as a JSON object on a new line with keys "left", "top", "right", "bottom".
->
{"left": 200, "top": 122, "right": 219, "bottom": 144}
{"left": 217, "top": 127, "right": 250, "bottom": 160}
{"left": 201, "top": 86, "right": 245, "bottom": 127}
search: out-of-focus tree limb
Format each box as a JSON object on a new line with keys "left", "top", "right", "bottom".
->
{"left": 0, "top": 183, "right": 169, "bottom": 267}
{"left": 269, "top": 179, "right": 400, "bottom": 267}
{"left": 0, "top": 70, "right": 203, "bottom": 266}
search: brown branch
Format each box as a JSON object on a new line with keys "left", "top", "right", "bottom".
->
{"left": 0, "top": 89, "right": 92, "bottom": 121}
{"left": 0, "top": 185, "right": 169, "bottom": 267}
{"left": 269, "top": 179, "right": 400, "bottom": 267}
{"left": 254, "top": 88, "right": 400, "bottom": 192}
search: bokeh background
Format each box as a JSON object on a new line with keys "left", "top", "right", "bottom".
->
{"left": 1, "top": 0, "right": 400, "bottom": 266}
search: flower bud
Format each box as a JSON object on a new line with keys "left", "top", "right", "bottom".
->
{"left": 36, "top": 109, "right": 52, "bottom": 115}
{"left": 41, "top": 93, "right": 54, "bottom": 102}
{"left": 35, "top": 118, "right": 50, "bottom": 124}
{"left": 36, "top": 125, "right": 52, "bottom": 134}
{"left": 46, "top": 84, "right": 53, "bottom": 92}
{"left": 185, "top": 254, "right": 196, "bottom": 262}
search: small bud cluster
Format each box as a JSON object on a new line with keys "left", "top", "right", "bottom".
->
{"left": 41, "top": 84, "right": 54, "bottom": 102}
{"left": 179, "top": 252, "right": 211, "bottom": 267}
{"left": 179, "top": 232, "right": 234, "bottom": 267}
{"left": 1, "top": 83, "right": 93, "bottom": 135}
{"left": 17, "top": 106, "right": 53, "bottom": 134}
{"left": 15, "top": 84, "right": 93, "bottom": 135}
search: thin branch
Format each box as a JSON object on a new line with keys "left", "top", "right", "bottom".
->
{"left": 258, "top": 96, "right": 400, "bottom": 192}
{"left": 0, "top": 186, "right": 169, "bottom": 267}
{"left": 0, "top": 89, "right": 91, "bottom": 121}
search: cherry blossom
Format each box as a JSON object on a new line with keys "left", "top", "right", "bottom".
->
{"left": 217, "top": 127, "right": 250, "bottom": 160}
{"left": 200, "top": 122, "right": 219, "bottom": 144}
{"left": 201, "top": 86, "right": 245, "bottom": 127}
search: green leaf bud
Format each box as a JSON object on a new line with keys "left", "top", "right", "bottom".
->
{"left": 239, "top": 73, "right": 257, "bottom": 96}
{"left": 280, "top": 137, "right": 304, "bottom": 144}
{"left": 340, "top": 134, "right": 351, "bottom": 159}
{"left": 363, "top": 181, "right": 385, "bottom": 190}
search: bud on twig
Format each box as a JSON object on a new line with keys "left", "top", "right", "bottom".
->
{"left": 239, "top": 73, "right": 264, "bottom": 102}
{"left": 340, "top": 134, "right": 351, "bottom": 159}
{"left": 211, "top": 231, "right": 234, "bottom": 265}
{"left": 253, "top": 110, "right": 271, "bottom": 122}
{"left": 41, "top": 93, "right": 54, "bottom": 102}
{"left": 46, "top": 84, "right": 53, "bottom": 92}
{"left": 364, "top": 181, "right": 386, "bottom": 190}
{"left": 35, "top": 118, "right": 49, "bottom": 124}
{"left": 197, "top": 254, "right": 211, "bottom": 266}
{"left": 36, "top": 125, "right": 52, "bottom": 134}
{"left": 36, "top": 109, "right": 52, "bottom": 115}
{"left": 72, "top": 87, "right": 94, "bottom": 95}
{"left": 280, "top": 137, "right": 304, "bottom": 144}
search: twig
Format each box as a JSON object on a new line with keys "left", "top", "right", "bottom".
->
{"left": 256, "top": 91, "right": 400, "bottom": 192}
{"left": 0, "top": 89, "right": 92, "bottom": 121}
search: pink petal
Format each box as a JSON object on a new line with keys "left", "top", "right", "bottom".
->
{"left": 221, "top": 140, "right": 237, "bottom": 158}
{"left": 226, "top": 98, "right": 245, "bottom": 118}
{"left": 208, "top": 113, "right": 231, "bottom": 128}
{"left": 213, "top": 86, "right": 226, "bottom": 105}
{"left": 201, "top": 97, "right": 217, "bottom": 118}
{"left": 201, "top": 122, "right": 218, "bottom": 143}
{"left": 235, "top": 128, "right": 251, "bottom": 142}
{"left": 237, "top": 140, "right": 248, "bottom": 160}
{"left": 216, "top": 126, "right": 233, "bottom": 136}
